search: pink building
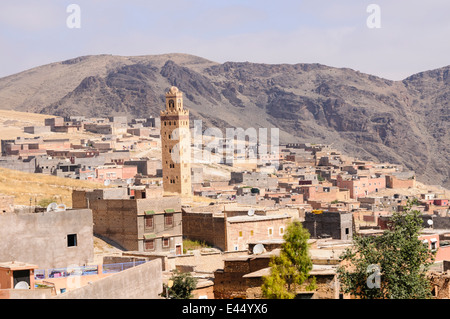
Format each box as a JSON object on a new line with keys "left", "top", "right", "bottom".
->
{"left": 95, "top": 165, "right": 138, "bottom": 182}
{"left": 434, "top": 199, "right": 449, "bottom": 206}
{"left": 336, "top": 174, "right": 386, "bottom": 199}
{"left": 419, "top": 234, "right": 450, "bottom": 262}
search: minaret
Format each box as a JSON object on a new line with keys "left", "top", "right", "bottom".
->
{"left": 160, "top": 86, "right": 192, "bottom": 197}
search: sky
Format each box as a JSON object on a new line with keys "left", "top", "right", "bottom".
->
{"left": 0, "top": 0, "right": 449, "bottom": 80}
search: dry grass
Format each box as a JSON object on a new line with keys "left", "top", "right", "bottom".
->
{"left": 0, "top": 109, "right": 101, "bottom": 143}
{"left": 0, "top": 167, "right": 106, "bottom": 206}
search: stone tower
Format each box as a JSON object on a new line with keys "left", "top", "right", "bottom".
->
{"left": 160, "top": 86, "right": 192, "bottom": 197}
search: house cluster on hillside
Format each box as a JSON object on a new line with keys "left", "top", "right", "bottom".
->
{"left": 0, "top": 115, "right": 161, "bottom": 185}
{"left": 0, "top": 86, "right": 449, "bottom": 299}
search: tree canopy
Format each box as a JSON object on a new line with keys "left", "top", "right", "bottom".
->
{"left": 337, "top": 201, "right": 435, "bottom": 299}
{"left": 261, "top": 221, "right": 316, "bottom": 299}
{"left": 165, "top": 271, "right": 198, "bottom": 299}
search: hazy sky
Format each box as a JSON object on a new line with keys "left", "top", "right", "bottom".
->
{"left": 1, "top": 0, "right": 449, "bottom": 80}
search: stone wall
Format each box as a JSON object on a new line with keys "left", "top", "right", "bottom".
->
{"left": 182, "top": 212, "right": 226, "bottom": 250}
{"left": 429, "top": 271, "right": 450, "bottom": 299}
{"left": 90, "top": 199, "right": 139, "bottom": 251}
{"left": 214, "top": 256, "right": 271, "bottom": 299}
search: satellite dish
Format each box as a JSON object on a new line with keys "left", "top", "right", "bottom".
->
{"left": 248, "top": 209, "right": 255, "bottom": 217}
{"left": 253, "top": 244, "right": 265, "bottom": 255}
{"left": 126, "top": 178, "right": 133, "bottom": 185}
{"left": 46, "top": 203, "right": 66, "bottom": 212}
{"left": 46, "top": 202, "right": 59, "bottom": 212}
{"left": 427, "top": 219, "right": 434, "bottom": 226}
{"left": 104, "top": 179, "right": 111, "bottom": 186}
{"left": 14, "top": 281, "right": 30, "bottom": 289}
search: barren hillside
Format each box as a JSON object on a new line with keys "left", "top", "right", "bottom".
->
{"left": 0, "top": 54, "right": 448, "bottom": 188}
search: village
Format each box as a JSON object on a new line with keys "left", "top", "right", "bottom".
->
{"left": 0, "top": 86, "right": 449, "bottom": 299}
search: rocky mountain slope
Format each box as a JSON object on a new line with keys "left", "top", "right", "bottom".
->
{"left": 0, "top": 53, "right": 448, "bottom": 188}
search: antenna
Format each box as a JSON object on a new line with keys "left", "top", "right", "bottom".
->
{"left": 252, "top": 243, "right": 265, "bottom": 255}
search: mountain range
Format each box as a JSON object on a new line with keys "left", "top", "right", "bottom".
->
{"left": 0, "top": 53, "right": 448, "bottom": 188}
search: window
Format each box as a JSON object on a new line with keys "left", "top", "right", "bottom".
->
{"left": 279, "top": 227, "right": 285, "bottom": 235}
{"left": 345, "top": 228, "right": 349, "bottom": 235}
{"left": 163, "top": 238, "right": 170, "bottom": 248}
{"left": 430, "top": 238, "right": 438, "bottom": 251}
{"left": 67, "top": 234, "right": 77, "bottom": 247}
{"left": 145, "top": 240, "right": 154, "bottom": 251}
{"left": 431, "top": 241, "right": 437, "bottom": 251}
{"left": 268, "top": 227, "right": 273, "bottom": 236}
{"left": 239, "top": 231, "right": 243, "bottom": 237}
{"left": 250, "top": 230, "right": 254, "bottom": 236}
{"left": 165, "top": 213, "right": 174, "bottom": 226}
{"left": 145, "top": 216, "right": 154, "bottom": 229}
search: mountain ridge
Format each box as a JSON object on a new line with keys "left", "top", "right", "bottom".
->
{"left": 0, "top": 53, "right": 448, "bottom": 188}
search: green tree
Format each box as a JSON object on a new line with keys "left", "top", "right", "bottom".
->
{"left": 165, "top": 271, "right": 198, "bottom": 299}
{"left": 261, "top": 221, "right": 317, "bottom": 299}
{"left": 337, "top": 200, "right": 435, "bottom": 299}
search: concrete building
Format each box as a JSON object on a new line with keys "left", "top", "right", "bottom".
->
{"left": 23, "top": 126, "right": 51, "bottom": 134}
{"left": 303, "top": 211, "right": 353, "bottom": 240}
{"left": 0, "top": 207, "right": 94, "bottom": 269}
{"left": 229, "top": 171, "right": 278, "bottom": 189}
{"left": 72, "top": 189, "right": 183, "bottom": 254}
{"left": 124, "top": 159, "right": 162, "bottom": 177}
{"left": 0, "top": 156, "right": 36, "bottom": 173}
{"left": 160, "top": 86, "right": 192, "bottom": 197}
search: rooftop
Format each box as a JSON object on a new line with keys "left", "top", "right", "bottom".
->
{"left": 0, "top": 261, "right": 38, "bottom": 270}
{"left": 227, "top": 213, "right": 291, "bottom": 223}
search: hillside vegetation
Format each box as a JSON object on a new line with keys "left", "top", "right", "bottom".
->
{"left": 0, "top": 167, "right": 106, "bottom": 206}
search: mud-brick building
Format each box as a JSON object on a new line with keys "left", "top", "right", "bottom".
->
{"left": 213, "top": 250, "right": 341, "bottom": 299}
{"left": 213, "top": 254, "right": 272, "bottom": 299}
{"left": 182, "top": 206, "right": 293, "bottom": 252}
{"left": 72, "top": 188, "right": 183, "bottom": 255}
